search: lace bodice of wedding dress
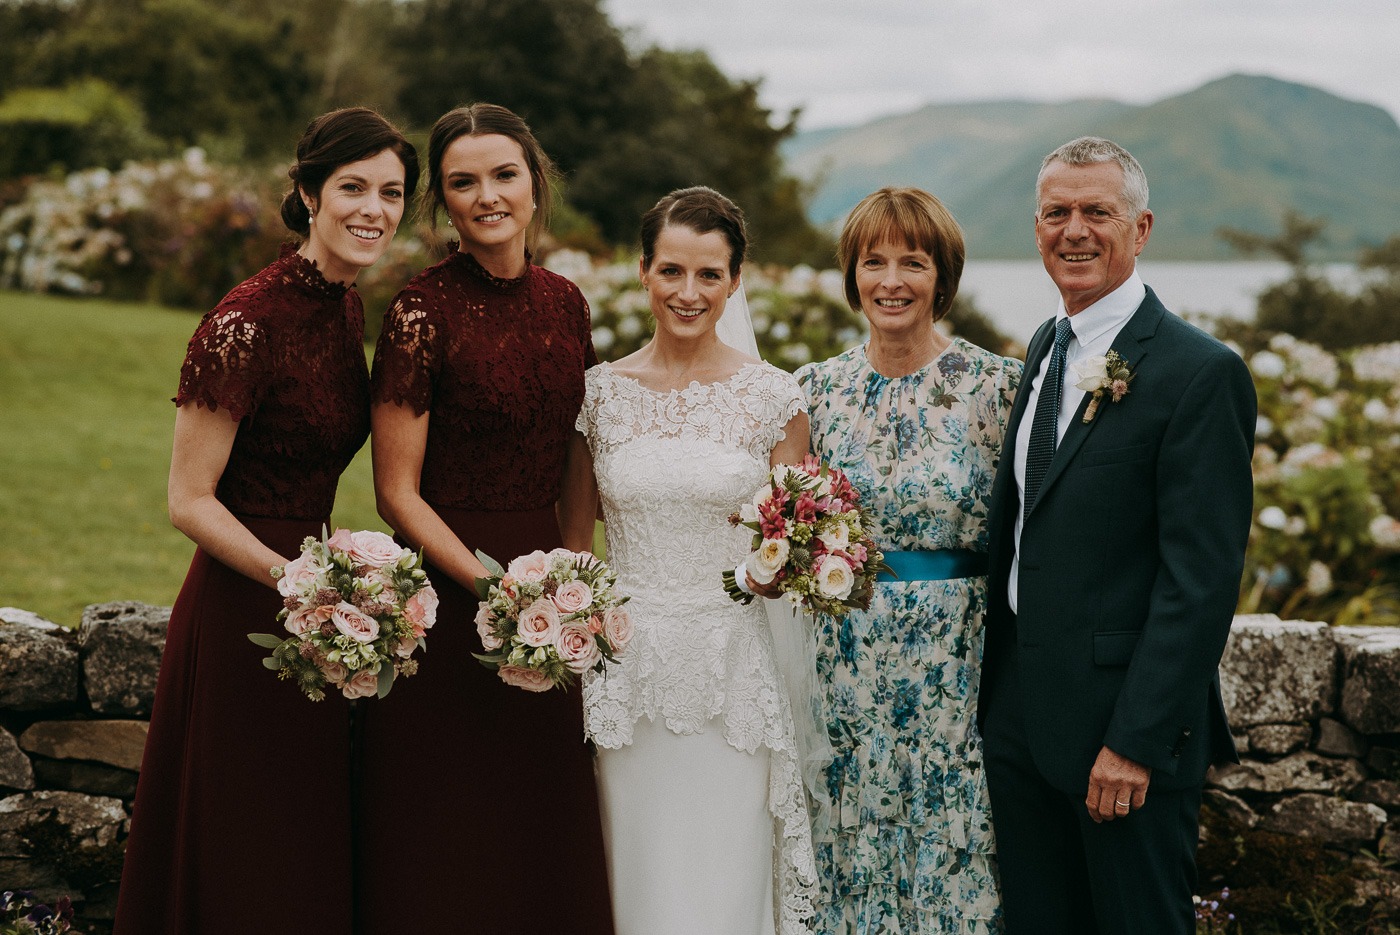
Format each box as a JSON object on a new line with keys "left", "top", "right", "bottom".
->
{"left": 576, "top": 360, "right": 818, "bottom": 935}
{"left": 577, "top": 361, "right": 807, "bottom": 751}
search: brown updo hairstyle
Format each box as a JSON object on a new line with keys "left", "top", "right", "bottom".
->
{"left": 422, "top": 103, "right": 558, "bottom": 246}
{"left": 837, "top": 187, "right": 965, "bottom": 322}
{"left": 639, "top": 186, "right": 748, "bottom": 278}
{"left": 279, "top": 107, "right": 420, "bottom": 237}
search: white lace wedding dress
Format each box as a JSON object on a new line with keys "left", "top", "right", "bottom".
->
{"left": 576, "top": 361, "right": 817, "bottom": 935}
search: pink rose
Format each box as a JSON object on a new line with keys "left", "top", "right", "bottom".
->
{"left": 475, "top": 604, "right": 503, "bottom": 651}
{"left": 552, "top": 579, "right": 593, "bottom": 615}
{"left": 328, "top": 529, "right": 409, "bottom": 569}
{"left": 404, "top": 587, "right": 439, "bottom": 636}
{"left": 319, "top": 660, "right": 348, "bottom": 685}
{"left": 505, "top": 551, "right": 551, "bottom": 583}
{"left": 587, "top": 614, "right": 603, "bottom": 634}
{"left": 285, "top": 602, "right": 334, "bottom": 636}
{"left": 331, "top": 602, "right": 380, "bottom": 643}
{"left": 394, "top": 637, "right": 416, "bottom": 658}
{"left": 516, "top": 597, "right": 561, "bottom": 648}
{"left": 555, "top": 621, "right": 602, "bottom": 674}
{"left": 498, "top": 665, "right": 553, "bottom": 692}
{"left": 341, "top": 667, "right": 380, "bottom": 699}
{"left": 277, "top": 551, "right": 322, "bottom": 597}
{"left": 602, "top": 606, "right": 634, "bottom": 651}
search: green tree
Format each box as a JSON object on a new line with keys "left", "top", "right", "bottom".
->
{"left": 26, "top": 0, "right": 314, "bottom": 160}
{"left": 389, "top": 0, "right": 829, "bottom": 263}
{"left": 1218, "top": 210, "right": 1356, "bottom": 348}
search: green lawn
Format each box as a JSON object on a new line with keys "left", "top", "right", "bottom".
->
{"left": 0, "top": 291, "right": 380, "bottom": 626}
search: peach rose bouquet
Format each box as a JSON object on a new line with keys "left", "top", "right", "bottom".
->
{"left": 248, "top": 527, "right": 436, "bottom": 701}
{"left": 472, "top": 548, "right": 631, "bottom": 692}
{"left": 722, "top": 455, "right": 888, "bottom": 616}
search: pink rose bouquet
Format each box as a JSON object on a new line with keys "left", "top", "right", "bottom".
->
{"left": 722, "top": 455, "right": 888, "bottom": 616}
{"left": 248, "top": 527, "right": 436, "bottom": 701}
{"left": 472, "top": 548, "right": 630, "bottom": 692}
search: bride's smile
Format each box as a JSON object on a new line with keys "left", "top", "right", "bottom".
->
{"left": 639, "top": 224, "right": 739, "bottom": 338}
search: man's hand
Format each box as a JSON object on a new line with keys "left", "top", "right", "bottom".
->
{"left": 1086, "top": 746, "right": 1151, "bottom": 823}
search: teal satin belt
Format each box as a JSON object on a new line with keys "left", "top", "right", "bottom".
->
{"left": 877, "top": 549, "right": 989, "bottom": 582}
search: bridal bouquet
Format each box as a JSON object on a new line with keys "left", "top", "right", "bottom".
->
{"left": 722, "top": 455, "right": 887, "bottom": 616}
{"left": 249, "top": 528, "right": 437, "bottom": 701}
{"left": 472, "top": 548, "right": 632, "bottom": 692}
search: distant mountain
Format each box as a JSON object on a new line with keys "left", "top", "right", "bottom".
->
{"left": 784, "top": 75, "right": 1400, "bottom": 260}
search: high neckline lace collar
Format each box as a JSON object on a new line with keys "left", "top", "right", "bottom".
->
{"left": 278, "top": 243, "right": 351, "bottom": 300}
{"left": 447, "top": 244, "right": 532, "bottom": 294}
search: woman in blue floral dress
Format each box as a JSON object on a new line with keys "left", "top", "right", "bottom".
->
{"left": 795, "top": 187, "right": 1021, "bottom": 934}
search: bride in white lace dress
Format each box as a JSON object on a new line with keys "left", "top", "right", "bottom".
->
{"left": 561, "top": 187, "right": 817, "bottom": 935}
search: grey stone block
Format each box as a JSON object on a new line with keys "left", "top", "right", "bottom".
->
{"left": 1219, "top": 616, "right": 1337, "bottom": 727}
{"left": 79, "top": 601, "right": 170, "bottom": 716}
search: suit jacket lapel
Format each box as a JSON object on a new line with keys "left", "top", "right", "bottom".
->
{"left": 1027, "top": 288, "right": 1167, "bottom": 515}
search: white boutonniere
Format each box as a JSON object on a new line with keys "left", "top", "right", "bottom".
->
{"left": 1073, "top": 350, "right": 1135, "bottom": 423}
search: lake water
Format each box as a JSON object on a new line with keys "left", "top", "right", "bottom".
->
{"left": 960, "top": 260, "right": 1363, "bottom": 345}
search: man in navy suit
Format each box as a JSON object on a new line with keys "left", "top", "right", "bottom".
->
{"left": 978, "top": 137, "right": 1256, "bottom": 934}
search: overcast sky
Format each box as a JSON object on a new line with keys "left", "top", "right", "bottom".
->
{"left": 603, "top": 0, "right": 1400, "bottom": 131}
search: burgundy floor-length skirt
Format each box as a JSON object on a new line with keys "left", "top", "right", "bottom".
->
{"left": 353, "top": 504, "right": 614, "bottom": 935}
{"left": 115, "top": 516, "right": 353, "bottom": 935}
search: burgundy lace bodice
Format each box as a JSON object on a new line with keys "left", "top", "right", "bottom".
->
{"left": 175, "top": 246, "right": 370, "bottom": 521}
{"left": 369, "top": 247, "right": 593, "bottom": 512}
{"left": 370, "top": 249, "right": 596, "bottom": 512}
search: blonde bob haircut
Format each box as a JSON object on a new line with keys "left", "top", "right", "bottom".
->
{"left": 837, "top": 187, "right": 965, "bottom": 322}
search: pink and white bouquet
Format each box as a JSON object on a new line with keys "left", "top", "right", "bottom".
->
{"left": 722, "top": 455, "right": 888, "bottom": 616}
{"left": 248, "top": 527, "right": 437, "bottom": 701}
{"left": 472, "top": 548, "right": 632, "bottom": 692}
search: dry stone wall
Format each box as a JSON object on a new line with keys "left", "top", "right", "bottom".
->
{"left": 1, "top": 606, "right": 1398, "bottom": 931}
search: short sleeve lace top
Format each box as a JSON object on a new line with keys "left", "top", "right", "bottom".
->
{"left": 370, "top": 249, "right": 597, "bottom": 512}
{"left": 174, "top": 245, "right": 370, "bottom": 521}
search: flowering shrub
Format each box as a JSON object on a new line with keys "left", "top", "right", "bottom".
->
{"left": 0, "top": 149, "right": 284, "bottom": 309}
{"left": 1240, "top": 335, "right": 1400, "bottom": 624}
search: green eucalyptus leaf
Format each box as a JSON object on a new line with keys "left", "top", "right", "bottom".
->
{"left": 476, "top": 549, "right": 506, "bottom": 578}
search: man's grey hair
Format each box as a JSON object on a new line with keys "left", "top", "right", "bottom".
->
{"left": 1035, "top": 137, "right": 1150, "bottom": 218}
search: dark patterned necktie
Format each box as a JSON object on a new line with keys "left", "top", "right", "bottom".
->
{"left": 1023, "top": 317, "right": 1074, "bottom": 519}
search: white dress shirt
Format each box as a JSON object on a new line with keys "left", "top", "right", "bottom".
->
{"left": 1008, "top": 271, "right": 1146, "bottom": 614}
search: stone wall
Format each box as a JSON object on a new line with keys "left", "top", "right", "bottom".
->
{"left": 1, "top": 603, "right": 166, "bottom": 934}
{"left": 1, "top": 606, "right": 1398, "bottom": 931}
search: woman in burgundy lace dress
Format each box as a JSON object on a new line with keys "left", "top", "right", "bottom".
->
{"left": 114, "top": 108, "right": 418, "bottom": 935}
{"left": 358, "top": 103, "right": 613, "bottom": 934}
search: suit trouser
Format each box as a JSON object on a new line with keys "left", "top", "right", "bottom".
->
{"left": 981, "top": 639, "right": 1201, "bottom": 935}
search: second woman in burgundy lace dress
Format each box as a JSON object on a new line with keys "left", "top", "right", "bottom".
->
{"left": 114, "top": 108, "right": 417, "bottom": 935}
{"left": 357, "top": 104, "right": 613, "bottom": 934}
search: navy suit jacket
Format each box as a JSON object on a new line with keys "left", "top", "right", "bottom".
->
{"left": 979, "top": 287, "right": 1256, "bottom": 793}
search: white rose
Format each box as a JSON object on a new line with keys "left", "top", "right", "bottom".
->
{"left": 1072, "top": 355, "right": 1109, "bottom": 392}
{"left": 748, "top": 538, "right": 791, "bottom": 585}
{"left": 817, "top": 523, "right": 850, "bottom": 553}
{"left": 739, "top": 502, "right": 760, "bottom": 523}
{"left": 814, "top": 555, "right": 855, "bottom": 601}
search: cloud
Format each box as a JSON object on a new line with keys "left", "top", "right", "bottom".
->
{"left": 604, "top": 0, "right": 1400, "bottom": 129}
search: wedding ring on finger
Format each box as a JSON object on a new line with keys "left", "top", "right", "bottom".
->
{"left": 1114, "top": 798, "right": 1131, "bottom": 811}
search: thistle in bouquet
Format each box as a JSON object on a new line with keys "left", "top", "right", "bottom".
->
{"left": 472, "top": 548, "right": 633, "bottom": 692}
{"left": 722, "top": 455, "right": 889, "bottom": 616}
{"left": 248, "top": 527, "right": 437, "bottom": 701}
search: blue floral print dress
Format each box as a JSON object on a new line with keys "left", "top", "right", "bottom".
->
{"left": 796, "top": 338, "right": 1020, "bottom": 935}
